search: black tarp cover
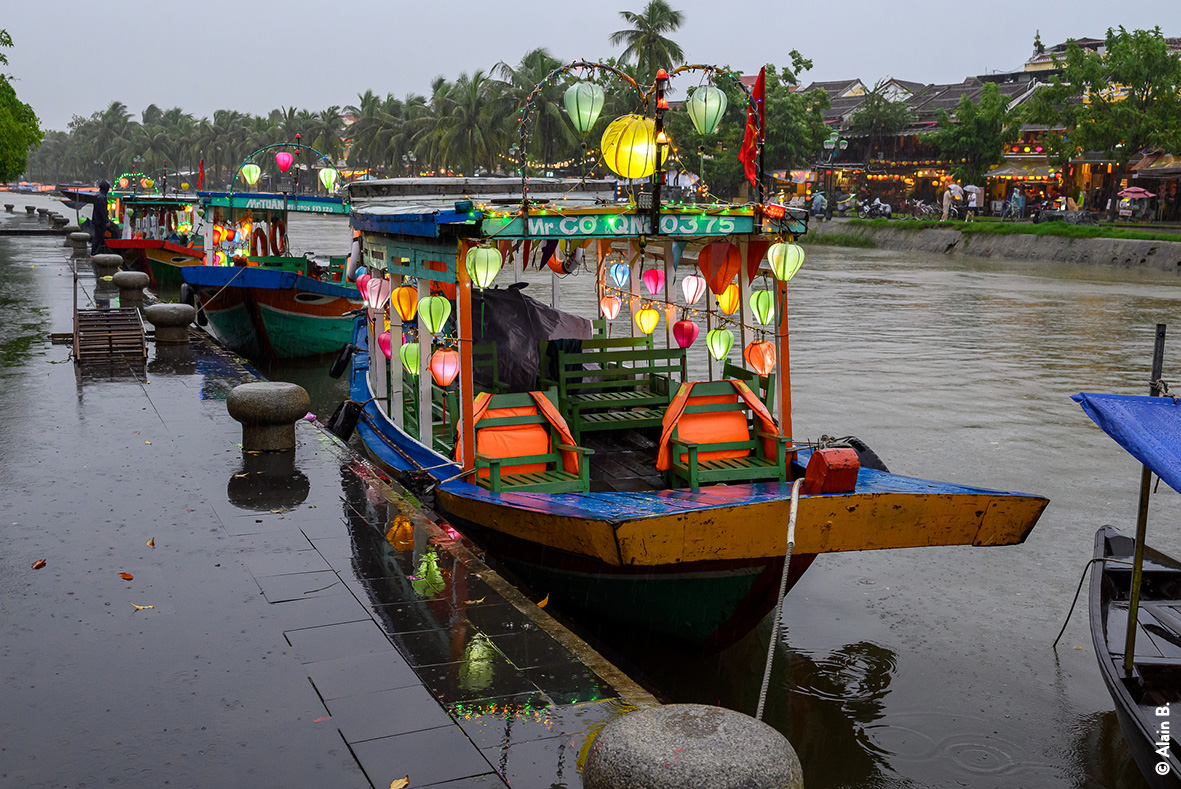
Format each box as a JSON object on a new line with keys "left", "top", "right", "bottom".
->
{"left": 471, "top": 284, "right": 590, "bottom": 392}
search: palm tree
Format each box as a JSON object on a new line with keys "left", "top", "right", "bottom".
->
{"left": 495, "top": 48, "right": 579, "bottom": 169}
{"left": 609, "top": 1, "right": 685, "bottom": 83}
{"left": 436, "top": 71, "right": 504, "bottom": 176}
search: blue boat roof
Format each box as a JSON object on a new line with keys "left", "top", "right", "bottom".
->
{"left": 1074, "top": 391, "right": 1181, "bottom": 494}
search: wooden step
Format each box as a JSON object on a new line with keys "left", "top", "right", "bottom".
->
{"left": 74, "top": 308, "right": 147, "bottom": 364}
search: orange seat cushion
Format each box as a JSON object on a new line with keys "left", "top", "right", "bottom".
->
{"left": 476, "top": 405, "right": 550, "bottom": 478}
{"left": 675, "top": 394, "right": 751, "bottom": 464}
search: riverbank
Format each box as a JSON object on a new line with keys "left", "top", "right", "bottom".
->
{"left": 807, "top": 218, "right": 1181, "bottom": 271}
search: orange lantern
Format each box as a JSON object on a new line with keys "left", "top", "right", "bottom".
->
{"left": 599, "top": 295, "right": 621, "bottom": 320}
{"left": 744, "top": 340, "right": 776, "bottom": 376}
{"left": 716, "top": 282, "right": 740, "bottom": 315}
{"left": 392, "top": 285, "right": 418, "bottom": 322}
{"left": 429, "top": 348, "right": 461, "bottom": 386}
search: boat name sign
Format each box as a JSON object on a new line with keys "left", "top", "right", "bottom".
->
{"left": 484, "top": 213, "right": 744, "bottom": 238}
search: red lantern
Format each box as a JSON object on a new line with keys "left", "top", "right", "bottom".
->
{"left": 673, "top": 320, "right": 699, "bottom": 349}
{"left": 429, "top": 348, "right": 460, "bottom": 386}
{"left": 599, "top": 295, "right": 621, "bottom": 320}
{"left": 640, "top": 268, "right": 665, "bottom": 296}
{"left": 744, "top": 340, "right": 776, "bottom": 376}
{"left": 356, "top": 273, "right": 372, "bottom": 296}
{"left": 377, "top": 331, "right": 392, "bottom": 359}
{"left": 275, "top": 151, "right": 294, "bottom": 173}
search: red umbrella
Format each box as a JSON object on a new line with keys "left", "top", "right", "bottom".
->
{"left": 1118, "top": 186, "right": 1156, "bottom": 198}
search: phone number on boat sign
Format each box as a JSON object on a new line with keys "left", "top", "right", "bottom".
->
{"left": 483, "top": 213, "right": 751, "bottom": 239}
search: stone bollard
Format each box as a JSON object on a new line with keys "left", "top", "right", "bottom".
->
{"left": 36, "top": 208, "right": 48, "bottom": 221}
{"left": 4, "top": 204, "right": 12, "bottom": 213}
{"left": 112, "top": 270, "right": 149, "bottom": 306}
{"left": 68, "top": 232, "right": 91, "bottom": 256}
{"left": 52, "top": 215, "right": 68, "bottom": 228}
{"left": 143, "top": 303, "right": 195, "bottom": 345}
{"left": 92, "top": 253, "right": 122, "bottom": 278}
{"left": 226, "top": 382, "right": 311, "bottom": 452}
{"left": 25, "top": 205, "right": 35, "bottom": 215}
{"left": 583, "top": 704, "right": 804, "bottom": 789}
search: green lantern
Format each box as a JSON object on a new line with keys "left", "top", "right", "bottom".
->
{"left": 241, "top": 163, "right": 261, "bottom": 186}
{"left": 706, "top": 328, "right": 734, "bottom": 361}
{"left": 464, "top": 245, "right": 503, "bottom": 288}
{"left": 419, "top": 295, "right": 452, "bottom": 334}
{"left": 318, "top": 167, "right": 338, "bottom": 191}
{"left": 399, "top": 342, "right": 420, "bottom": 375}
{"left": 750, "top": 290, "right": 775, "bottom": 325}
{"left": 767, "top": 242, "right": 805, "bottom": 282}
{"left": 564, "top": 81, "right": 606, "bottom": 134}
{"left": 687, "top": 85, "right": 728, "bottom": 136}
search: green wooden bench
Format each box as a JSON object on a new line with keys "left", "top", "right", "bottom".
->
{"left": 473, "top": 341, "right": 508, "bottom": 394}
{"left": 540, "top": 338, "right": 687, "bottom": 441}
{"left": 471, "top": 390, "right": 593, "bottom": 493}
{"left": 722, "top": 361, "right": 776, "bottom": 416}
{"left": 666, "top": 381, "right": 790, "bottom": 492}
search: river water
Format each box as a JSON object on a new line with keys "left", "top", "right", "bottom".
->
{"left": 5, "top": 195, "right": 1179, "bottom": 788}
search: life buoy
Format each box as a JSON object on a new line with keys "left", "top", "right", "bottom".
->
{"left": 251, "top": 227, "right": 269, "bottom": 257}
{"left": 269, "top": 217, "right": 287, "bottom": 256}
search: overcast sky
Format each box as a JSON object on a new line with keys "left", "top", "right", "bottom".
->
{"left": 4, "top": 0, "right": 1176, "bottom": 131}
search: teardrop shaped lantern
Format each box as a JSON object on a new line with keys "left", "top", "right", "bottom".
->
{"left": 600, "top": 114, "right": 669, "bottom": 179}
{"left": 215, "top": 251, "right": 227, "bottom": 266}
{"left": 640, "top": 268, "right": 665, "bottom": 296}
{"left": 181, "top": 182, "right": 190, "bottom": 191}
{"left": 392, "top": 285, "right": 418, "bottom": 322}
{"left": 563, "top": 81, "right": 606, "bottom": 135}
{"left": 681, "top": 272, "right": 707, "bottom": 305}
{"left": 716, "top": 282, "right": 740, "bottom": 315}
{"left": 356, "top": 273, "right": 372, "bottom": 296}
{"left": 687, "top": 85, "right": 729, "bottom": 136}
{"left": 318, "top": 167, "right": 338, "bottom": 191}
{"left": 241, "top": 163, "right": 262, "bottom": 186}
{"left": 429, "top": 348, "right": 461, "bottom": 386}
{"left": 119, "top": 177, "right": 129, "bottom": 188}
{"left": 744, "top": 340, "right": 777, "bottom": 376}
{"left": 399, "top": 342, "right": 420, "bottom": 375}
{"left": 706, "top": 328, "right": 734, "bottom": 361}
{"left": 377, "top": 331, "right": 393, "bottom": 359}
{"left": 673, "top": 319, "right": 700, "bottom": 349}
{"left": 599, "top": 295, "right": 622, "bottom": 320}
{"left": 464, "top": 245, "right": 503, "bottom": 288}
{"left": 635, "top": 307, "right": 660, "bottom": 335}
{"left": 767, "top": 242, "right": 805, "bottom": 282}
{"left": 275, "top": 151, "right": 294, "bottom": 173}
{"left": 609, "top": 261, "right": 630, "bottom": 288}
{"left": 364, "top": 278, "right": 391, "bottom": 310}
{"left": 419, "top": 295, "right": 452, "bottom": 334}
{"left": 750, "top": 290, "right": 775, "bottom": 325}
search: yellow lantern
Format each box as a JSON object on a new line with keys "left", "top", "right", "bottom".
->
{"left": 601, "top": 115, "right": 669, "bottom": 179}
{"left": 716, "top": 282, "right": 740, "bottom": 315}
{"left": 635, "top": 307, "right": 660, "bottom": 335}
{"left": 392, "top": 285, "right": 418, "bottom": 322}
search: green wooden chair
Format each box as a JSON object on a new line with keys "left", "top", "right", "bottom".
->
{"left": 722, "top": 361, "right": 776, "bottom": 417}
{"left": 666, "top": 381, "right": 790, "bottom": 492}
{"left": 471, "top": 390, "right": 593, "bottom": 494}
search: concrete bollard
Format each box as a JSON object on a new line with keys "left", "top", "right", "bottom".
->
{"left": 51, "top": 216, "right": 68, "bottom": 228}
{"left": 226, "top": 382, "right": 311, "bottom": 452}
{"left": 25, "top": 205, "right": 35, "bottom": 215}
{"left": 5, "top": 204, "right": 12, "bottom": 212}
{"left": 143, "top": 303, "right": 195, "bottom": 345}
{"left": 36, "top": 208, "right": 48, "bottom": 221}
{"left": 68, "top": 232, "right": 91, "bottom": 256}
{"left": 92, "top": 253, "right": 123, "bottom": 278}
{"left": 583, "top": 704, "right": 804, "bottom": 789}
{"left": 112, "top": 270, "right": 149, "bottom": 306}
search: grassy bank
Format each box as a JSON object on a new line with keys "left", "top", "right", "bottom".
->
{"left": 798, "top": 231, "right": 876, "bottom": 248}
{"left": 844, "top": 218, "right": 1181, "bottom": 243}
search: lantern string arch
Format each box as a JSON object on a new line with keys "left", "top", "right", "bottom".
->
{"left": 228, "top": 142, "right": 346, "bottom": 197}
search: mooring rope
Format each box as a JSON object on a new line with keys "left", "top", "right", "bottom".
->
{"left": 1052, "top": 556, "right": 1132, "bottom": 648}
{"left": 756, "top": 477, "right": 803, "bottom": 721}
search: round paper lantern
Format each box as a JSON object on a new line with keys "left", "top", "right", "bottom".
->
{"left": 464, "top": 245, "right": 503, "bottom": 288}
{"left": 744, "top": 340, "right": 776, "bottom": 375}
{"left": 635, "top": 307, "right": 660, "bottom": 335}
{"left": 687, "top": 85, "right": 728, "bottom": 135}
{"left": 364, "top": 277, "right": 391, "bottom": 310}
{"left": 141, "top": 178, "right": 153, "bottom": 189}
{"left": 399, "top": 342, "right": 420, "bottom": 375}
{"left": 563, "top": 82, "right": 605, "bottom": 135}
{"left": 215, "top": 251, "right": 227, "bottom": 266}
{"left": 750, "top": 290, "right": 775, "bottom": 325}
{"left": 212, "top": 226, "right": 223, "bottom": 244}
{"left": 119, "top": 178, "right": 129, "bottom": 188}
{"left": 392, "top": 285, "right": 418, "bottom": 322}
{"left": 681, "top": 272, "right": 707, "bottom": 305}
{"left": 673, "top": 319, "right": 699, "bottom": 349}
{"left": 241, "top": 163, "right": 261, "bottom": 186}
{"left": 706, "top": 328, "right": 734, "bottom": 361}
{"left": 768, "top": 242, "right": 805, "bottom": 282}
{"left": 419, "top": 295, "right": 452, "bottom": 334}
{"left": 609, "top": 261, "right": 630, "bottom": 288}
{"left": 429, "top": 348, "right": 461, "bottom": 386}
{"left": 601, "top": 114, "right": 668, "bottom": 179}
{"left": 275, "top": 151, "right": 294, "bottom": 173}
{"left": 377, "top": 330, "right": 392, "bottom": 359}
{"left": 600, "top": 295, "right": 621, "bottom": 320}
{"left": 716, "top": 282, "right": 740, "bottom": 315}
{"left": 356, "top": 273, "right": 372, "bottom": 295}
{"left": 181, "top": 182, "right": 190, "bottom": 191}
{"left": 318, "top": 167, "right": 338, "bottom": 191}
{"left": 641, "top": 268, "right": 665, "bottom": 296}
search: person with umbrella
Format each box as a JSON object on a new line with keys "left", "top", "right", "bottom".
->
{"left": 965, "top": 185, "right": 980, "bottom": 222}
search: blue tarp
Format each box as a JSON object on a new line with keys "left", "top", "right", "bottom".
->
{"left": 1074, "top": 392, "right": 1181, "bottom": 494}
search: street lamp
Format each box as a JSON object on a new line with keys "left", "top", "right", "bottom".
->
{"left": 402, "top": 152, "right": 416, "bottom": 177}
{"left": 822, "top": 130, "right": 847, "bottom": 221}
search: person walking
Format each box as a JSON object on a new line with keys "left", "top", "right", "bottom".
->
{"left": 966, "top": 189, "right": 977, "bottom": 222}
{"left": 941, "top": 186, "right": 953, "bottom": 221}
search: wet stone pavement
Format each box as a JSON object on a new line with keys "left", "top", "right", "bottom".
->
{"left": 0, "top": 217, "right": 652, "bottom": 787}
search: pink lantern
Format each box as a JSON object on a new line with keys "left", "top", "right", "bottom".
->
{"left": 673, "top": 320, "right": 700, "bottom": 349}
{"left": 356, "top": 273, "right": 372, "bottom": 295}
{"left": 600, "top": 295, "right": 622, "bottom": 320}
{"left": 377, "top": 331, "right": 392, "bottom": 359}
{"left": 681, "top": 273, "right": 707, "bottom": 305}
{"left": 275, "top": 151, "right": 294, "bottom": 173}
{"left": 364, "top": 277, "right": 391, "bottom": 310}
{"left": 641, "top": 268, "right": 665, "bottom": 296}
{"left": 429, "top": 348, "right": 461, "bottom": 386}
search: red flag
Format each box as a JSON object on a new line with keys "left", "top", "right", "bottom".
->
{"left": 197, "top": 159, "right": 205, "bottom": 191}
{"left": 737, "top": 67, "right": 765, "bottom": 189}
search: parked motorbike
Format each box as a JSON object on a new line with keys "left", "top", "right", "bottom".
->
{"left": 857, "top": 197, "right": 892, "bottom": 219}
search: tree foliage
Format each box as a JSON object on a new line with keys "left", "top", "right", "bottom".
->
{"left": 924, "top": 82, "right": 1020, "bottom": 184}
{"left": 849, "top": 80, "right": 913, "bottom": 158}
{"left": 0, "top": 30, "right": 44, "bottom": 181}
{"left": 609, "top": 1, "right": 685, "bottom": 83}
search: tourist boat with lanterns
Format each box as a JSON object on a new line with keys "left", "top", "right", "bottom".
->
{"left": 336, "top": 63, "right": 1048, "bottom": 648}
{"left": 180, "top": 145, "right": 361, "bottom": 359}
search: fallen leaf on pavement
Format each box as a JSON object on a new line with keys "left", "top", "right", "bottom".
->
{"left": 390, "top": 778, "right": 410, "bottom": 789}
{"left": 464, "top": 597, "right": 485, "bottom": 605}
{"left": 119, "top": 572, "right": 134, "bottom": 581}
{"left": 32, "top": 559, "right": 46, "bottom": 570}
{"left": 146, "top": 538, "right": 154, "bottom": 548}
{"left": 144, "top": 441, "right": 151, "bottom": 445}
{"left": 538, "top": 594, "right": 549, "bottom": 608}
{"left": 132, "top": 603, "right": 153, "bottom": 611}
